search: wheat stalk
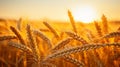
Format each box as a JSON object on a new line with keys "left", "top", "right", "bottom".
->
{"left": 0, "top": 35, "right": 17, "bottom": 41}
{"left": 45, "top": 42, "right": 120, "bottom": 60}
{"left": 68, "top": 10, "right": 77, "bottom": 33}
{"left": 65, "top": 31, "right": 88, "bottom": 44}
{"left": 43, "top": 22, "right": 59, "bottom": 38}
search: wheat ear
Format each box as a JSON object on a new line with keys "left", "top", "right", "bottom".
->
{"left": 26, "top": 24, "right": 40, "bottom": 62}
{"left": 52, "top": 37, "right": 72, "bottom": 51}
{"left": 10, "top": 26, "right": 26, "bottom": 45}
{"left": 45, "top": 42, "right": 120, "bottom": 60}
{"left": 39, "top": 28, "right": 50, "bottom": 32}
{"left": 8, "top": 41, "right": 32, "bottom": 53}
{"left": 94, "top": 21, "right": 102, "bottom": 37}
{"left": 101, "top": 32, "right": 120, "bottom": 39}
{"left": 101, "top": 14, "right": 108, "bottom": 34}
{"left": 43, "top": 22, "right": 59, "bottom": 38}
{"left": 65, "top": 31, "right": 88, "bottom": 44}
{"left": 0, "top": 35, "right": 17, "bottom": 41}
{"left": 33, "top": 30, "right": 52, "bottom": 48}
{"left": 68, "top": 10, "right": 77, "bottom": 33}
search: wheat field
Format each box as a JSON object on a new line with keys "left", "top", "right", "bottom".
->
{"left": 0, "top": 10, "right": 120, "bottom": 67}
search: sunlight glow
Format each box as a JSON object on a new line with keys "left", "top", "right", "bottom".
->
{"left": 73, "top": 6, "right": 97, "bottom": 23}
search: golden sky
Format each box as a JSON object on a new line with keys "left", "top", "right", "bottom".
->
{"left": 0, "top": 0, "right": 120, "bottom": 21}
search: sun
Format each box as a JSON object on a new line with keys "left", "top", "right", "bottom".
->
{"left": 73, "top": 6, "right": 97, "bottom": 23}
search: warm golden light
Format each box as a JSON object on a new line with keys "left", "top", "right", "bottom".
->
{"left": 73, "top": 6, "right": 97, "bottom": 23}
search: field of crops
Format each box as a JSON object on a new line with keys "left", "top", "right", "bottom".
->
{"left": 0, "top": 10, "right": 120, "bottom": 67}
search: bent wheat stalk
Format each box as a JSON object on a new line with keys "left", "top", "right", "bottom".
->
{"left": 45, "top": 42, "right": 120, "bottom": 60}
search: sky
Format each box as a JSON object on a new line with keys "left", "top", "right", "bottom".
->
{"left": 0, "top": 0, "right": 120, "bottom": 21}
